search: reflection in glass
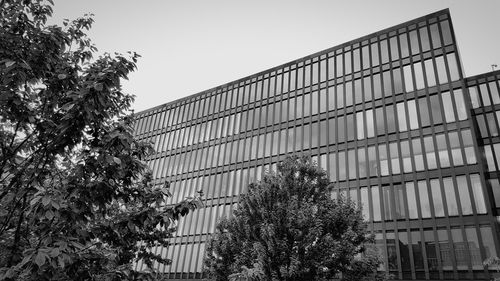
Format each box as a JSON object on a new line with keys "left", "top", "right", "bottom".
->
{"left": 397, "top": 102, "right": 408, "bottom": 132}
{"left": 389, "top": 142, "right": 400, "bottom": 174}
{"left": 406, "top": 182, "right": 418, "bottom": 219}
{"left": 451, "top": 228, "right": 468, "bottom": 270}
{"left": 470, "top": 174, "right": 486, "bottom": 214}
{"left": 394, "top": 184, "right": 405, "bottom": 219}
{"left": 408, "top": 99, "right": 419, "bottom": 130}
{"left": 372, "top": 186, "right": 381, "bottom": 222}
{"left": 430, "top": 179, "right": 444, "bottom": 217}
{"left": 379, "top": 143, "right": 389, "bottom": 176}
{"left": 418, "top": 180, "right": 432, "bottom": 218}
{"left": 443, "top": 177, "right": 458, "bottom": 216}
{"left": 456, "top": 175, "right": 472, "bottom": 215}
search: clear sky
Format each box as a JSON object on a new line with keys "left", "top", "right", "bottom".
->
{"left": 49, "top": 0, "right": 500, "bottom": 113}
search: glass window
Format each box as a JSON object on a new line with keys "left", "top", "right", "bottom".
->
{"left": 375, "top": 107, "right": 385, "bottom": 136}
{"left": 412, "top": 230, "right": 425, "bottom": 270}
{"left": 386, "top": 231, "right": 398, "bottom": 270}
{"left": 302, "top": 124, "right": 310, "bottom": 150}
{"left": 338, "top": 151, "right": 346, "bottom": 180}
{"left": 357, "top": 111, "right": 365, "bottom": 140}
{"left": 447, "top": 53, "right": 460, "bottom": 81}
{"left": 345, "top": 51, "right": 352, "bottom": 75}
{"left": 320, "top": 88, "right": 327, "bottom": 113}
{"left": 393, "top": 68, "right": 403, "bottom": 94}
{"left": 424, "top": 136, "right": 437, "bottom": 169}
{"left": 389, "top": 142, "right": 400, "bottom": 175}
{"left": 398, "top": 230, "right": 411, "bottom": 272}
{"left": 338, "top": 115, "right": 345, "bottom": 143}
{"left": 448, "top": 131, "right": 464, "bottom": 166}
{"left": 406, "top": 182, "right": 418, "bottom": 219}
{"left": 383, "top": 70, "right": 392, "bottom": 97}
{"left": 490, "top": 178, "right": 500, "bottom": 209}
{"left": 396, "top": 102, "right": 408, "bottom": 132}
{"left": 443, "top": 177, "right": 458, "bottom": 216}
{"left": 362, "top": 45, "right": 370, "bottom": 70}
{"left": 420, "top": 26, "right": 430, "bottom": 52}
{"left": 414, "top": 62, "right": 425, "bottom": 90}
{"left": 404, "top": 65, "right": 414, "bottom": 92}
{"left": 328, "top": 86, "right": 335, "bottom": 111}
{"left": 436, "top": 134, "right": 450, "bottom": 168}
{"left": 354, "top": 79, "right": 363, "bottom": 104}
{"left": 424, "top": 230, "right": 439, "bottom": 273}
{"left": 328, "top": 152, "right": 337, "bottom": 181}
{"left": 382, "top": 185, "right": 393, "bottom": 220}
{"left": 461, "top": 130, "right": 477, "bottom": 164}
{"left": 490, "top": 81, "right": 500, "bottom": 104}
{"left": 358, "top": 147, "right": 367, "bottom": 178}
{"left": 480, "top": 83, "right": 491, "bottom": 106}
{"left": 368, "top": 146, "right": 377, "bottom": 177}
{"left": 435, "top": 56, "right": 448, "bottom": 84}
{"left": 371, "top": 186, "right": 381, "bottom": 222}
{"left": 469, "top": 86, "right": 481, "bottom": 108}
{"left": 412, "top": 138, "right": 424, "bottom": 171}
{"left": 303, "top": 94, "right": 311, "bottom": 117}
{"left": 429, "top": 179, "right": 444, "bottom": 217}
{"left": 454, "top": 89, "right": 467, "bottom": 121}
{"left": 430, "top": 23, "right": 442, "bottom": 49}
{"left": 311, "top": 91, "right": 319, "bottom": 115}
{"left": 390, "top": 36, "right": 399, "bottom": 61}
{"left": 485, "top": 145, "right": 496, "bottom": 171}
{"left": 425, "top": 59, "right": 436, "bottom": 87}
{"left": 437, "top": 229, "right": 453, "bottom": 271}
{"left": 464, "top": 227, "right": 483, "bottom": 269}
{"left": 418, "top": 180, "right": 431, "bottom": 218}
{"left": 400, "top": 140, "right": 413, "bottom": 173}
{"left": 335, "top": 84, "right": 345, "bottom": 110}
{"left": 480, "top": 226, "right": 499, "bottom": 259}
{"left": 366, "top": 109, "right": 375, "bottom": 138}
{"left": 348, "top": 149, "right": 357, "bottom": 179}
{"left": 386, "top": 104, "right": 396, "bottom": 133}
{"left": 394, "top": 184, "right": 405, "bottom": 219}
{"left": 360, "top": 187, "right": 369, "bottom": 220}
{"left": 470, "top": 174, "right": 487, "bottom": 214}
{"left": 429, "top": 95, "right": 443, "bottom": 125}
{"left": 311, "top": 122, "right": 319, "bottom": 148}
{"left": 476, "top": 115, "right": 489, "bottom": 138}
{"left": 456, "top": 175, "right": 473, "bottom": 215}
{"left": 380, "top": 39, "right": 389, "bottom": 64}
{"left": 371, "top": 42, "right": 379, "bottom": 67}
{"left": 418, "top": 97, "right": 431, "bottom": 127}
{"left": 379, "top": 143, "right": 389, "bottom": 176}
{"left": 288, "top": 98, "right": 296, "bottom": 120}
{"left": 408, "top": 99, "right": 419, "bottom": 130}
{"left": 295, "top": 95, "right": 303, "bottom": 119}
{"left": 373, "top": 73, "right": 382, "bottom": 99}
{"left": 336, "top": 54, "right": 343, "bottom": 77}
{"left": 488, "top": 112, "right": 499, "bottom": 137}
{"left": 353, "top": 48, "right": 361, "bottom": 73}
{"left": 440, "top": 20, "right": 453, "bottom": 45}
{"left": 347, "top": 114, "right": 355, "bottom": 141}
{"left": 345, "top": 81, "right": 353, "bottom": 107}
{"left": 400, "top": 33, "right": 409, "bottom": 58}
{"left": 320, "top": 120, "right": 327, "bottom": 147}
{"left": 451, "top": 228, "right": 468, "bottom": 270}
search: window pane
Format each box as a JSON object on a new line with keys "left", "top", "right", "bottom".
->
{"left": 411, "top": 230, "right": 425, "bottom": 270}
{"left": 470, "top": 174, "right": 487, "bottom": 214}
{"left": 436, "top": 134, "right": 450, "bottom": 168}
{"left": 372, "top": 186, "right": 381, "bottom": 221}
{"left": 425, "top": 59, "right": 436, "bottom": 87}
{"left": 451, "top": 228, "right": 468, "bottom": 270}
{"left": 449, "top": 131, "right": 464, "bottom": 166}
{"left": 408, "top": 99, "right": 419, "bottom": 130}
{"left": 418, "top": 180, "right": 432, "bottom": 218}
{"left": 403, "top": 65, "right": 414, "bottom": 92}
{"left": 465, "top": 227, "right": 483, "bottom": 269}
{"left": 389, "top": 142, "right": 400, "bottom": 175}
{"left": 357, "top": 111, "right": 364, "bottom": 140}
{"left": 413, "top": 138, "right": 424, "bottom": 171}
{"left": 394, "top": 184, "right": 405, "bottom": 219}
{"left": 401, "top": 140, "right": 412, "bottom": 173}
{"left": 424, "top": 136, "right": 437, "bottom": 170}
{"left": 397, "top": 102, "right": 408, "bottom": 132}
{"left": 366, "top": 109, "right": 375, "bottom": 138}
{"left": 454, "top": 89, "right": 467, "bottom": 121}
{"left": 443, "top": 177, "right": 458, "bottom": 216}
{"left": 406, "top": 182, "right": 418, "bottom": 219}
{"left": 430, "top": 179, "right": 445, "bottom": 217}
{"left": 418, "top": 97, "right": 431, "bottom": 127}
{"left": 379, "top": 143, "right": 389, "bottom": 176}
{"left": 447, "top": 53, "right": 460, "bottom": 81}
{"left": 456, "top": 175, "right": 473, "bottom": 215}
{"left": 429, "top": 95, "right": 443, "bottom": 125}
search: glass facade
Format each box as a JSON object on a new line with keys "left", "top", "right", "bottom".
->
{"left": 133, "top": 9, "right": 500, "bottom": 280}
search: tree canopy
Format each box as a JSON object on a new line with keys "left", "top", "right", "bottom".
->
{"left": 205, "top": 156, "right": 383, "bottom": 281}
{"left": 0, "top": 1, "right": 200, "bottom": 280}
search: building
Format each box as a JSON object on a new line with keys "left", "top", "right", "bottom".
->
{"left": 132, "top": 9, "right": 500, "bottom": 280}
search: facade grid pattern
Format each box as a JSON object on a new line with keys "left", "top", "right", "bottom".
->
{"left": 133, "top": 9, "right": 500, "bottom": 281}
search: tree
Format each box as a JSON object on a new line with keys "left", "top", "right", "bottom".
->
{"left": 205, "top": 156, "right": 382, "bottom": 281}
{"left": 0, "top": 1, "right": 201, "bottom": 280}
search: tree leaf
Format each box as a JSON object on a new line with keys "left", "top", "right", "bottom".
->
{"left": 34, "top": 252, "right": 46, "bottom": 267}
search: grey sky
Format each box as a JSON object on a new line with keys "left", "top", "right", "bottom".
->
{"left": 50, "top": 0, "right": 500, "bottom": 112}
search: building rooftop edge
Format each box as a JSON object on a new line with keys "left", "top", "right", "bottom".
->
{"left": 135, "top": 8, "right": 450, "bottom": 116}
